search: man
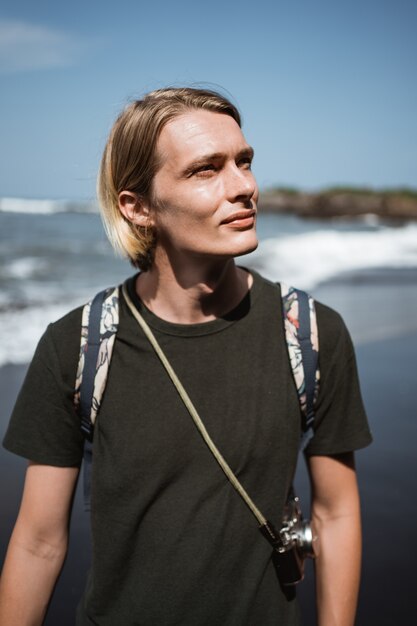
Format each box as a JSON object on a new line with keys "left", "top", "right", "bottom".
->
{"left": 0, "top": 87, "right": 372, "bottom": 625}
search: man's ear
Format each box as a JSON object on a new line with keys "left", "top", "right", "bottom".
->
{"left": 118, "top": 191, "right": 153, "bottom": 227}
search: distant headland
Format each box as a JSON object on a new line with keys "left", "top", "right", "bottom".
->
{"left": 258, "top": 187, "right": 417, "bottom": 220}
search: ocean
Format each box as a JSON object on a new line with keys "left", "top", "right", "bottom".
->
{"left": 1, "top": 199, "right": 417, "bottom": 624}
{"left": 1, "top": 199, "right": 417, "bottom": 365}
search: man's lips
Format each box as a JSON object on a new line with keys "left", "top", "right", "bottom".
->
{"left": 221, "top": 210, "right": 257, "bottom": 225}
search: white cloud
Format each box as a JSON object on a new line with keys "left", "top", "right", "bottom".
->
{"left": 0, "top": 19, "right": 85, "bottom": 73}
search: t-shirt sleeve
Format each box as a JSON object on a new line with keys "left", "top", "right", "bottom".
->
{"left": 304, "top": 302, "right": 372, "bottom": 456}
{"left": 2, "top": 311, "right": 85, "bottom": 466}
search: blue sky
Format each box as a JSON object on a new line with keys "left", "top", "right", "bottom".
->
{"left": 0, "top": 0, "right": 415, "bottom": 200}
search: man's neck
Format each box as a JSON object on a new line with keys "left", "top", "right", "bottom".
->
{"left": 135, "top": 257, "right": 252, "bottom": 324}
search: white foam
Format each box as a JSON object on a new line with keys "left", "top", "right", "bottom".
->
{"left": 0, "top": 197, "right": 66, "bottom": 214}
{"left": 3, "top": 257, "right": 48, "bottom": 279}
{"left": 247, "top": 223, "right": 417, "bottom": 289}
{"left": 0, "top": 299, "right": 83, "bottom": 366}
{"left": 0, "top": 197, "right": 98, "bottom": 214}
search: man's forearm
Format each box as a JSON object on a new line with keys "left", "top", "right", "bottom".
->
{"left": 313, "top": 510, "right": 362, "bottom": 626}
{"left": 0, "top": 528, "right": 67, "bottom": 626}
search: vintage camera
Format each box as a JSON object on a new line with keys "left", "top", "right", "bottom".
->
{"left": 260, "top": 493, "right": 318, "bottom": 586}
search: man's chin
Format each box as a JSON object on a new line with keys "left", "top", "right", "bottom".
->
{"left": 233, "top": 238, "right": 259, "bottom": 258}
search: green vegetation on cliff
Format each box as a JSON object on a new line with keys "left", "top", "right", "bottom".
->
{"left": 259, "top": 186, "right": 417, "bottom": 220}
{"left": 267, "top": 185, "right": 417, "bottom": 200}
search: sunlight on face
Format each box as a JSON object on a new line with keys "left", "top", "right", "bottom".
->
{"left": 149, "top": 110, "right": 259, "bottom": 264}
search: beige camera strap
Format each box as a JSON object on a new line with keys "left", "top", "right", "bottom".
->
{"left": 122, "top": 283, "right": 269, "bottom": 529}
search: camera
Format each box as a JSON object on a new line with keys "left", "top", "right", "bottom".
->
{"left": 260, "top": 493, "right": 318, "bottom": 586}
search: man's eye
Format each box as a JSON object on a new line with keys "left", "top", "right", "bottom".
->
{"left": 239, "top": 158, "right": 252, "bottom": 169}
{"left": 194, "top": 164, "right": 216, "bottom": 175}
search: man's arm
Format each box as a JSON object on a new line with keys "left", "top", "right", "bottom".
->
{"left": 306, "top": 452, "right": 362, "bottom": 626}
{"left": 0, "top": 462, "right": 79, "bottom": 626}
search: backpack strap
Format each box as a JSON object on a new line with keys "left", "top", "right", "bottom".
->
{"left": 280, "top": 284, "right": 320, "bottom": 451}
{"left": 74, "top": 286, "right": 119, "bottom": 509}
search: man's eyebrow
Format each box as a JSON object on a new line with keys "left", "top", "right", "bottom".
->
{"left": 183, "top": 152, "right": 223, "bottom": 173}
{"left": 182, "top": 146, "right": 255, "bottom": 175}
{"left": 239, "top": 146, "right": 255, "bottom": 160}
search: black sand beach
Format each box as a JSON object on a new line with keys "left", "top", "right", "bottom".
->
{"left": 1, "top": 274, "right": 417, "bottom": 625}
{"left": 295, "top": 330, "right": 417, "bottom": 625}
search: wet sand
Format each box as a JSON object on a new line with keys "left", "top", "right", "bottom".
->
{"left": 295, "top": 330, "right": 417, "bottom": 625}
{"left": 1, "top": 296, "right": 417, "bottom": 625}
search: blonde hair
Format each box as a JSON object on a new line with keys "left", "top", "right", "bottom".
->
{"left": 98, "top": 87, "right": 241, "bottom": 270}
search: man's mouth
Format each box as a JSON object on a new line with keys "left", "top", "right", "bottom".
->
{"left": 221, "top": 210, "right": 257, "bottom": 227}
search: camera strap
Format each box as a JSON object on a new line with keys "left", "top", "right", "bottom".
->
{"left": 121, "top": 283, "right": 285, "bottom": 550}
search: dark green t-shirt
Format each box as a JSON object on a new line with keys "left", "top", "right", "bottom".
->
{"left": 3, "top": 270, "right": 372, "bottom": 625}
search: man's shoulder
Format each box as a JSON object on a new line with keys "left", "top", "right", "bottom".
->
{"left": 40, "top": 301, "right": 90, "bottom": 381}
{"left": 314, "top": 300, "right": 348, "bottom": 342}
{"left": 48, "top": 303, "right": 84, "bottom": 344}
{"left": 48, "top": 282, "right": 123, "bottom": 340}
{"left": 250, "top": 269, "right": 350, "bottom": 345}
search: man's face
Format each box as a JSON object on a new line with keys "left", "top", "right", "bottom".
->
{"left": 148, "top": 109, "right": 259, "bottom": 264}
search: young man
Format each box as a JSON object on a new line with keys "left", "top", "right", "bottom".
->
{"left": 0, "top": 87, "right": 372, "bottom": 625}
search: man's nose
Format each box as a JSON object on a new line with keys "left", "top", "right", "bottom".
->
{"left": 225, "top": 164, "right": 257, "bottom": 202}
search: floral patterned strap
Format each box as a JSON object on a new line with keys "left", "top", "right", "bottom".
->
{"left": 280, "top": 283, "right": 320, "bottom": 450}
{"left": 74, "top": 286, "right": 120, "bottom": 437}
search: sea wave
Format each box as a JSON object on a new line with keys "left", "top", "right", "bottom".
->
{"left": 1, "top": 221, "right": 417, "bottom": 366}
{"left": 0, "top": 299, "right": 84, "bottom": 366}
{"left": 2, "top": 257, "right": 49, "bottom": 280}
{"left": 247, "top": 223, "right": 417, "bottom": 289}
{"left": 0, "top": 197, "right": 98, "bottom": 214}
